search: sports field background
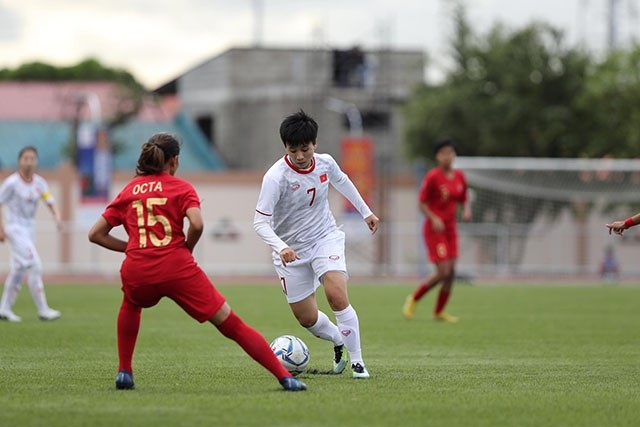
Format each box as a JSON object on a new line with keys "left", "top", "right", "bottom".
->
{"left": 0, "top": 282, "right": 638, "bottom": 427}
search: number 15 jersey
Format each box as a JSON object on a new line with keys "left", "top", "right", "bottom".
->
{"left": 101, "top": 172, "right": 201, "bottom": 286}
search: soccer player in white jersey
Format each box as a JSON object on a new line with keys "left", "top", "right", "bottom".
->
{"left": 0, "top": 146, "right": 62, "bottom": 322}
{"left": 254, "top": 110, "right": 380, "bottom": 379}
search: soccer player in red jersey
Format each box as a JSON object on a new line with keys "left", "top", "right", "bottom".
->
{"left": 403, "top": 139, "right": 471, "bottom": 323}
{"left": 88, "top": 133, "right": 306, "bottom": 391}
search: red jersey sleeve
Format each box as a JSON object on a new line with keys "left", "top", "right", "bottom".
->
{"left": 102, "top": 192, "right": 125, "bottom": 227}
{"left": 180, "top": 183, "right": 200, "bottom": 212}
{"left": 418, "top": 171, "right": 433, "bottom": 204}
{"left": 458, "top": 170, "right": 468, "bottom": 204}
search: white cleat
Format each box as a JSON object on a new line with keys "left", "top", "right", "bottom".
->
{"left": 38, "top": 309, "right": 61, "bottom": 321}
{"left": 0, "top": 309, "right": 22, "bottom": 322}
{"left": 351, "top": 362, "right": 370, "bottom": 379}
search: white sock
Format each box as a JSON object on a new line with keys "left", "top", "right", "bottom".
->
{"left": 333, "top": 305, "right": 363, "bottom": 365}
{"left": 306, "top": 310, "right": 343, "bottom": 346}
{"left": 0, "top": 268, "right": 25, "bottom": 312}
{"left": 27, "top": 267, "right": 49, "bottom": 314}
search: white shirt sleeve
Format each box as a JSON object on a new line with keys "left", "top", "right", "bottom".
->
{"left": 0, "top": 176, "right": 14, "bottom": 205}
{"left": 327, "top": 156, "right": 373, "bottom": 219}
{"left": 253, "top": 211, "right": 289, "bottom": 254}
{"left": 253, "top": 173, "right": 289, "bottom": 254}
{"left": 37, "top": 176, "right": 55, "bottom": 206}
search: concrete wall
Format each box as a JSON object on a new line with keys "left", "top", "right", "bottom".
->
{"left": 176, "top": 47, "right": 424, "bottom": 172}
{"left": 0, "top": 167, "right": 632, "bottom": 282}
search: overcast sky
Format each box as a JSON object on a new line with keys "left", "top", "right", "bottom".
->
{"left": 1, "top": 0, "right": 638, "bottom": 88}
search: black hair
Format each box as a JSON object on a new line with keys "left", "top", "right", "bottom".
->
{"left": 136, "top": 133, "right": 181, "bottom": 176}
{"left": 18, "top": 146, "right": 38, "bottom": 159}
{"left": 279, "top": 109, "right": 319, "bottom": 148}
{"left": 433, "top": 139, "right": 457, "bottom": 156}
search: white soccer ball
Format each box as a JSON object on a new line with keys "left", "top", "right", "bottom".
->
{"left": 270, "top": 335, "right": 310, "bottom": 376}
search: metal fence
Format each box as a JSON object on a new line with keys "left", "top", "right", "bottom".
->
{"left": 4, "top": 215, "right": 636, "bottom": 283}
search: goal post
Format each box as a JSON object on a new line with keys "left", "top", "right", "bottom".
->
{"left": 433, "top": 156, "right": 640, "bottom": 280}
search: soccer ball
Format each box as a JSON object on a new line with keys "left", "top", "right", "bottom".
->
{"left": 269, "top": 335, "right": 310, "bottom": 376}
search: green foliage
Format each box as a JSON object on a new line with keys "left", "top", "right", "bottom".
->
{"left": 576, "top": 45, "right": 640, "bottom": 157}
{"left": 0, "top": 58, "right": 144, "bottom": 91}
{"left": 405, "top": 4, "right": 640, "bottom": 160}
{"left": 0, "top": 283, "right": 638, "bottom": 427}
{"left": 405, "top": 7, "right": 592, "bottom": 159}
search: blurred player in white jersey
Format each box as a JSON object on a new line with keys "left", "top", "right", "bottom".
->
{"left": 0, "top": 146, "right": 62, "bottom": 322}
{"left": 254, "top": 110, "right": 380, "bottom": 379}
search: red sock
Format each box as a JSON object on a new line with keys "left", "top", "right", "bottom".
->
{"left": 117, "top": 299, "right": 142, "bottom": 373}
{"left": 217, "top": 311, "right": 290, "bottom": 381}
{"left": 434, "top": 289, "right": 451, "bottom": 315}
{"left": 413, "top": 282, "right": 433, "bottom": 301}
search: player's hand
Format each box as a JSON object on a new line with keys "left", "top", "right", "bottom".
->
{"left": 606, "top": 221, "right": 626, "bottom": 235}
{"left": 364, "top": 214, "right": 380, "bottom": 235}
{"left": 462, "top": 206, "right": 472, "bottom": 222}
{"left": 431, "top": 216, "right": 445, "bottom": 233}
{"left": 279, "top": 247, "right": 299, "bottom": 266}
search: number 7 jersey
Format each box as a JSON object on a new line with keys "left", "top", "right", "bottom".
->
{"left": 255, "top": 153, "right": 372, "bottom": 253}
{"left": 101, "top": 171, "right": 201, "bottom": 285}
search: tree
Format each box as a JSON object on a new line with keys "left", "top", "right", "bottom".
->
{"left": 404, "top": 4, "right": 592, "bottom": 159}
{"left": 576, "top": 45, "right": 640, "bottom": 158}
{"left": 0, "top": 58, "right": 142, "bottom": 86}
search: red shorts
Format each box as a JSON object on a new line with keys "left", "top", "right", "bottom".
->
{"left": 121, "top": 269, "right": 225, "bottom": 323}
{"left": 423, "top": 222, "right": 458, "bottom": 263}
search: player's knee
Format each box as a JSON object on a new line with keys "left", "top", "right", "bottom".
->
{"left": 296, "top": 314, "right": 317, "bottom": 328}
{"left": 27, "top": 267, "right": 42, "bottom": 280}
{"left": 325, "top": 293, "right": 349, "bottom": 311}
{"left": 7, "top": 267, "right": 26, "bottom": 286}
{"left": 209, "top": 302, "right": 232, "bottom": 326}
{"left": 293, "top": 307, "right": 320, "bottom": 328}
{"left": 434, "top": 268, "right": 449, "bottom": 281}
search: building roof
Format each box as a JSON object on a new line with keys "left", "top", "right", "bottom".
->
{"left": 0, "top": 114, "right": 224, "bottom": 172}
{"left": 0, "top": 81, "right": 179, "bottom": 122}
{"left": 0, "top": 82, "right": 224, "bottom": 171}
{"left": 152, "top": 45, "right": 426, "bottom": 94}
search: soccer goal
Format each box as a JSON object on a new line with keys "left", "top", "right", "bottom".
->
{"left": 450, "top": 156, "right": 640, "bottom": 280}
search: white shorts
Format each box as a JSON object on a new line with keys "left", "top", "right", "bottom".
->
{"left": 5, "top": 224, "right": 41, "bottom": 270}
{"left": 272, "top": 229, "right": 348, "bottom": 303}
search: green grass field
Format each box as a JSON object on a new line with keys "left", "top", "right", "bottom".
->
{"left": 0, "top": 282, "right": 638, "bottom": 427}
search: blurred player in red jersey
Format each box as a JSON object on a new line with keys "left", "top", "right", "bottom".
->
{"left": 403, "top": 139, "right": 471, "bottom": 323}
{"left": 88, "top": 133, "right": 306, "bottom": 391}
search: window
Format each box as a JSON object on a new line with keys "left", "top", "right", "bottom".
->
{"left": 332, "top": 47, "right": 365, "bottom": 87}
{"left": 196, "top": 115, "right": 215, "bottom": 146}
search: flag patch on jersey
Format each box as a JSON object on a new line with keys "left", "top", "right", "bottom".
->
{"left": 320, "top": 173, "right": 328, "bottom": 183}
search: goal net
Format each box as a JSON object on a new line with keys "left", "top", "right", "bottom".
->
{"left": 442, "top": 156, "right": 640, "bottom": 280}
